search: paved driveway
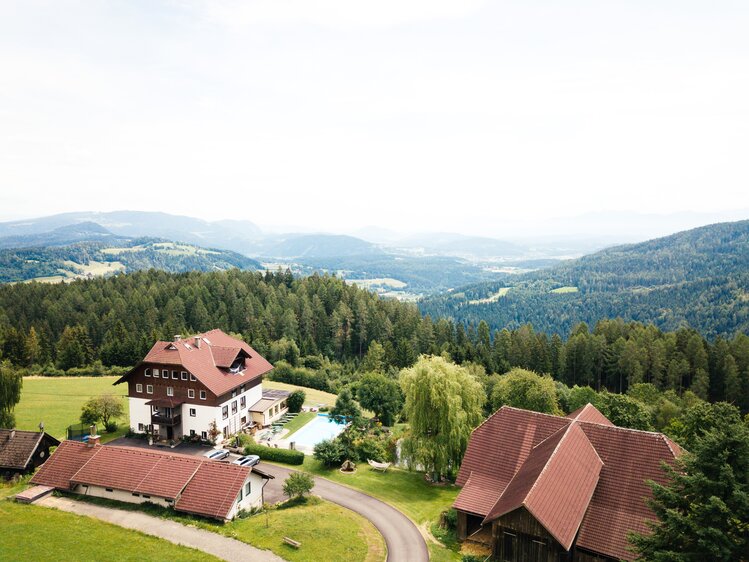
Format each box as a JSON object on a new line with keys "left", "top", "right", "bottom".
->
{"left": 259, "top": 463, "right": 428, "bottom": 562}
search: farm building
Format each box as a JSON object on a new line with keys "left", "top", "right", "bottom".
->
{"left": 454, "top": 404, "right": 682, "bottom": 562}
{"left": 0, "top": 429, "right": 60, "bottom": 479}
{"left": 30, "top": 437, "right": 273, "bottom": 520}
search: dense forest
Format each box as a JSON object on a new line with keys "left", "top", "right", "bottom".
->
{"left": 0, "top": 269, "right": 748, "bottom": 411}
{"left": 421, "top": 219, "right": 749, "bottom": 338}
{"left": 0, "top": 238, "right": 260, "bottom": 283}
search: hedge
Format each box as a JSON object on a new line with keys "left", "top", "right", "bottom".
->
{"left": 243, "top": 442, "right": 305, "bottom": 465}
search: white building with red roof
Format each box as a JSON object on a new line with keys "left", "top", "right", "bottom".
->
{"left": 115, "top": 330, "right": 287, "bottom": 443}
{"left": 30, "top": 438, "right": 273, "bottom": 520}
{"left": 454, "top": 404, "right": 682, "bottom": 562}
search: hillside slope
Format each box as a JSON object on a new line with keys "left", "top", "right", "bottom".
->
{"left": 0, "top": 238, "right": 261, "bottom": 283}
{"left": 420, "top": 220, "right": 749, "bottom": 338}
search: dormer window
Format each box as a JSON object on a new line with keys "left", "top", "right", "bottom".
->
{"left": 229, "top": 358, "right": 244, "bottom": 374}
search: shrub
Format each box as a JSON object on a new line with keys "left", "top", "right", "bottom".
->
{"left": 313, "top": 439, "right": 345, "bottom": 468}
{"left": 104, "top": 421, "right": 118, "bottom": 433}
{"left": 287, "top": 390, "right": 306, "bottom": 414}
{"left": 243, "top": 442, "right": 305, "bottom": 465}
{"left": 354, "top": 436, "right": 387, "bottom": 463}
{"left": 282, "top": 472, "right": 314, "bottom": 500}
{"left": 442, "top": 508, "right": 458, "bottom": 530}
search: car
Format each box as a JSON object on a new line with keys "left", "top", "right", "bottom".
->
{"left": 203, "top": 449, "right": 230, "bottom": 461}
{"left": 232, "top": 455, "right": 261, "bottom": 467}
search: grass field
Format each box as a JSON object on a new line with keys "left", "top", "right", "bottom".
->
{"left": 550, "top": 286, "right": 579, "bottom": 294}
{"left": 468, "top": 287, "right": 511, "bottom": 305}
{"left": 264, "top": 380, "right": 338, "bottom": 407}
{"left": 283, "top": 411, "right": 317, "bottom": 437}
{"left": 16, "top": 376, "right": 128, "bottom": 441}
{"left": 69, "top": 493, "right": 384, "bottom": 562}
{"left": 0, "top": 482, "right": 216, "bottom": 561}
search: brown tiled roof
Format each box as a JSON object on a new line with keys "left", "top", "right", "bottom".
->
{"left": 175, "top": 461, "right": 250, "bottom": 519}
{"left": 566, "top": 403, "right": 615, "bottom": 426}
{"left": 0, "top": 429, "right": 59, "bottom": 470}
{"left": 31, "top": 441, "right": 268, "bottom": 520}
{"left": 30, "top": 440, "right": 98, "bottom": 489}
{"left": 116, "top": 329, "right": 273, "bottom": 397}
{"left": 454, "top": 404, "right": 680, "bottom": 561}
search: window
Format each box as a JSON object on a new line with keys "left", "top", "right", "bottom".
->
{"left": 190, "top": 429, "right": 196, "bottom": 436}
{"left": 172, "top": 370, "right": 178, "bottom": 380}
{"left": 145, "top": 368, "right": 151, "bottom": 377}
{"left": 162, "top": 369, "right": 168, "bottom": 378}
{"left": 167, "top": 387, "right": 174, "bottom": 397}
{"left": 232, "top": 390, "right": 237, "bottom": 398}
{"left": 136, "top": 383, "right": 143, "bottom": 393}
{"left": 240, "top": 384, "right": 246, "bottom": 393}
{"left": 240, "top": 396, "right": 246, "bottom": 409}
{"left": 232, "top": 401, "right": 238, "bottom": 414}
{"left": 200, "top": 390, "right": 206, "bottom": 400}
{"left": 237, "top": 489, "right": 243, "bottom": 502}
{"left": 502, "top": 532, "right": 516, "bottom": 562}
{"left": 188, "top": 389, "right": 195, "bottom": 399}
{"left": 189, "top": 408, "right": 196, "bottom": 417}
{"left": 143, "top": 494, "right": 151, "bottom": 499}
{"left": 138, "top": 423, "right": 145, "bottom": 432}
{"left": 222, "top": 406, "right": 229, "bottom": 419}
{"left": 201, "top": 431, "right": 207, "bottom": 440}
{"left": 181, "top": 371, "right": 188, "bottom": 380}
{"left": 245, "top": 482, "right": 251, "bottom": 496}
{"left": 132, "top": 492, "right": 140, "bottom": 497}
{"left": 190, "top": 374, "right": 196, "bottom": 381}
{"left": 105, "top": 488, "right": 113, "bottom": 493}
{"left": 146, "top": 385, "right": 153, "bottom": 394}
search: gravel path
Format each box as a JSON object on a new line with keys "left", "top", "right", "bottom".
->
{"left": 37, "top": 495, "right": 284, "bottom": 562}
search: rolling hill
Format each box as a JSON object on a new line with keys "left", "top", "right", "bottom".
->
{"left": 0, "top": 234, "right": 261, "bottom": 284}
{"left": 420, "top": 219, "right": 749, "bottom": 338}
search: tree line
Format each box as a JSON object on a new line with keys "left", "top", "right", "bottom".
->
{"left": 0, "top": 269, "right": 748, "bottom": 411}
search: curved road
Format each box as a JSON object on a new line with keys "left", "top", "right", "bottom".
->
{"left": 260, "top": 463, "right": 429, "bottom": 562}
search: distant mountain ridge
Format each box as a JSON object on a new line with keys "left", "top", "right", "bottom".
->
{"left": 420, "top": 219, "right": 749, "bottom": 338}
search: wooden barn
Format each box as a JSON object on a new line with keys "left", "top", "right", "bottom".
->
{"left": 0, "top": 429, "right": 60, "bottom": 479}
{"left": 453, "top": 404, "right": 682, "bottom": 562}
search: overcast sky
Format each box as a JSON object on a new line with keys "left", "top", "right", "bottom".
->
{"left": 1, "top": 1, "right": 748, "bottom": 237}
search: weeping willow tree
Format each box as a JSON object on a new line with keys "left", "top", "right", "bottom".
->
{"left": 0, "top": 361, "right": 23, "bottom": 427}
{"left": 400, "top": 355, "right": 484, "bottom": 479}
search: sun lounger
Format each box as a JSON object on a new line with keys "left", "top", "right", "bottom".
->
{"left": 367, "top": 459, "right": 391, "bottom": 472}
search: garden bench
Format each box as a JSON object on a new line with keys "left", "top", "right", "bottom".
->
{"left": 283, "top": 537, "right": 302, "bottom": 549}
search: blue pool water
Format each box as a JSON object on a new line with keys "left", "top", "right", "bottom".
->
{"left": 291, "top": 414, "right": 346, "bottom": 450}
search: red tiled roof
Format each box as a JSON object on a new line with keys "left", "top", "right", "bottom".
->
{"left": 566, "top": 403, "right": 615, "bottom": 426}
{"left": 30, "top": 441, "right": 98, "bottom": 489}
{"left": 31, "top": 441, "right": 265, "bottom": 520}
{"left": 0, "top": 429, "right": 59, "bottom": 470}
{"left": 175, "top": 462, "right": 250, "bottom": 520}
{"left": 454, "top": 404, "right": 680, "bottom": 561}
{"left": 117, "top": 329, "right": 273, "bottom": 397}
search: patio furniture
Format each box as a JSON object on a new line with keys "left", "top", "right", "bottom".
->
{"left": 367, "top": 459, "right": 391, "bottom": 472}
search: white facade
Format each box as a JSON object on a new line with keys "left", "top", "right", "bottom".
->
{"left": 226, "top": 471, "right": 266, "bottom": 518}
{"left": 129, "top": 383, "right": 263, "bottom": 444}
{"left": 72, "top": 483, "right": 173, "bottom": 508}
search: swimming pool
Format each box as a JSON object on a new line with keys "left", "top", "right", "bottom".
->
{"left": 290, "top": 413, "right": 347, "bottom": 452}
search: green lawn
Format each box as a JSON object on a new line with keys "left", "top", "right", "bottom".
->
{"left": 0, "top": 483, "right": 216, "bottom": 561}
{"left": 16, "top": 376, "right": 128, "bottom": 441}
{"left": 550, "top": 286, "right": 579, "bottom": 294}
{"left": 264, "top": 380, "right": 338, "bottom": 407}
{"left": 65, "top": 493, "right": 385, "bottom": 562}
{"left": 283, "top": 411, "right": 317, "bottom": 437}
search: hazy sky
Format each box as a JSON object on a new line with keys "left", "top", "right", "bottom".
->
{"left": 1, "top": 1, "right": 748, "bottom": 236}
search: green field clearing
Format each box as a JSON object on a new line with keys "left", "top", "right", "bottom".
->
{"left": 16, "top": 376, "right": 128, "bottom": 440}
{"left": 264, "top": 380, "right": 338, "bottom": 407}
{"left": 0, "top": 482, "right": 216, "bottom": 561}
{"left": 468, "top": 287, "right": 511, "bottom": 304}
{"left": 283, "top": 411, "right": 317, "bottom": 437}
{"left": 550, "top": 286, "right": 579, "bottom": 294}
{"left": 348, "top": 278, "right": 407, "bottom": 290}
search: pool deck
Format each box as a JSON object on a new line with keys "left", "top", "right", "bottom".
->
{"left": 260, "top": 411, "right": 346, "bottom": 454}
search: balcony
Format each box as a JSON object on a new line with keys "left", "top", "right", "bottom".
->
{"left": 151, "top": 413, "right": 181, "bottom": 426}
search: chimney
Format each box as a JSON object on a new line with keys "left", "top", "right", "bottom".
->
{"left": 87, "top": 424, "right": 100, "bottom": 447}
{"left": 10, "top": 429, "right": 16, "bottom": 440}
{"left": 174, "top": 335, "right": 182, "bottom": 342}
{"left": 194, "top": 336, "right": 202, "bottom": 349}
